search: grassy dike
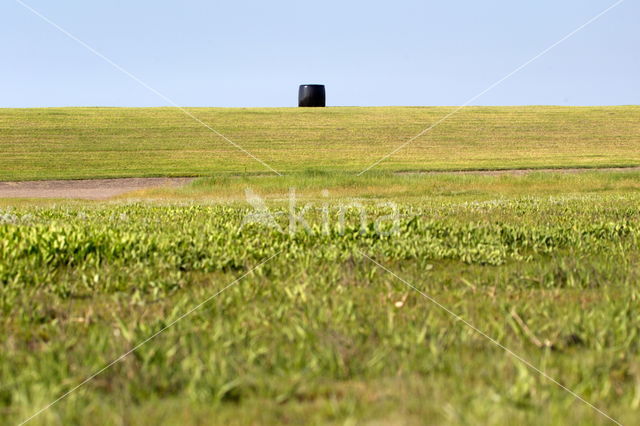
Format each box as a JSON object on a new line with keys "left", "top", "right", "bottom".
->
{"left": 0, "top": 106, "right": 639, "bottom": 180}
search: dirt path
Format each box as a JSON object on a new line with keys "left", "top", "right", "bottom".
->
{"left": 0, "top": 177, "right": 195, "bottom": 200}
{"left": 399, "top": 166, "right": 640, "bottom": 176}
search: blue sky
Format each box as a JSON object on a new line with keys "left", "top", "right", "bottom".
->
{"left": 2, "top": 0, "right": 638, "bottom": 107}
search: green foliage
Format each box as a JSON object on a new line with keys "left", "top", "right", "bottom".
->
{"left": 2, "top": 195, "right": 640, "bottom": 424}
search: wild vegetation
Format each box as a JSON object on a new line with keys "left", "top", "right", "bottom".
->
{"left": 1, "top": 190, "right": 640, "bottom": 425}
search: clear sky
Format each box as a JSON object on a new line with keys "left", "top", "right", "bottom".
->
{"left": 2, "top": 0, "right": 638, "bottom": 107}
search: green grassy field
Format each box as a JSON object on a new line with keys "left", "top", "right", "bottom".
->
{"left": 128, "top": 169, "right": 640, "bottom": 201}
{"left": 2, "top": 190, "right": 640, "bottom": 425}
{"left": 1, "top": 106, "right": 639, "bottom": 180}
{"left": 2, "top": 107, "right": 640, "bottom": 425}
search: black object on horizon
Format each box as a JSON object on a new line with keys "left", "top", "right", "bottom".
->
{"left": 298, "top": 84, "right": 326, "bottom": 107}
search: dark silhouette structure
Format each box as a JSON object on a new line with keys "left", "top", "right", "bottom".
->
{"left": 298, "top": 84, "right": 326, "bottom": 107}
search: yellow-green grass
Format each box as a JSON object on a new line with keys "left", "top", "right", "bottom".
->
{"left": 125, "top": 169, "right": 640, "bottom": 203}
{"left": 3, "top": 105, "right": 640, "bottom": 425}
{"left": 1, "top": 106, "right": 639, "bottom": 181}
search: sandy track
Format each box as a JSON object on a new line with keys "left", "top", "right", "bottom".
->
{"left": 399, "top": 166, "right": 640, "bottom": 176}
{"left": 0, "top": 177, "right": 195, "bottom": 200}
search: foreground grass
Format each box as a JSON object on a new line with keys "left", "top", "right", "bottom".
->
{"left": 1, "top": 192, "right": 640, "bottom": 425}
{"left": 1, "top": 106, "right": 639, "bottom": 180}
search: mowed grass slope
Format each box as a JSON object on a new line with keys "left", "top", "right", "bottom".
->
{"left": 1, "top": 106, "right": 639, "bottom": 180}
